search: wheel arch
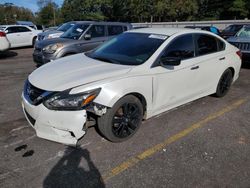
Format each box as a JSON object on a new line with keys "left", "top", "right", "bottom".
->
{"left": 228, "top": 67, "right": 235, "bottom": 78}
{"left": 124, "top": 92, "right": 147, "bottom": 119}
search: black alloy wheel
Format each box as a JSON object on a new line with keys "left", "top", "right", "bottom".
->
{"left": 97, "top": 95, "right": 143, "bottom": 142}
{"left": 112, "top": 103, "right": 141, "bottom": 138}
{"left": 215, "top": 69, "right": 233, "bottom": 97}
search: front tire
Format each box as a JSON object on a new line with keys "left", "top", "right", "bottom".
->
{"left": 214, "top": 69, "right": 233, "bottom": 97}
{"left": 97, "top": 95, "right": 143, "bottom": 142}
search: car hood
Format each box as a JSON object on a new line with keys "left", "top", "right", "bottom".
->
{"left": 29, "top": 54, "right": 132, "bottom": 91}
{"left": 35, "top": 37, "right": 74, "bottom": 49}
{"left": 227, "top": 36, "right": 250, "bottom": 43}
{"left": 38, "top": 30, "right": 63, "bottom": 37}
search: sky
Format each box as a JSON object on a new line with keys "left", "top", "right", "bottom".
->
{"left": 2, "top": 0, "right": 64, "bottom": 12}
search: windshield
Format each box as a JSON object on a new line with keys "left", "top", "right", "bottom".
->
{"left": 57, "top": 23, "right": 75, "bottom": 32}
{"left": 236, "top": 27, "right": 250, "bottom": 37}
{"left": 223, "top": 25, "right": 242, "bottom": 32}
{"left": 86, "top": 32, "right": 167, "bottom": 66}
{"left": 60, "top": 24, "right": 89, "bottom": 40}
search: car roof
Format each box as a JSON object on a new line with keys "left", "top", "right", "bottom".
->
{"left": 127, "top": 27, "right": 211, "bottom": 36}
{"left": 67, "top": 21, "right": 131, "bottom": 26}
{"left": 0, "top": 25, "right": 30, "bottom": 27}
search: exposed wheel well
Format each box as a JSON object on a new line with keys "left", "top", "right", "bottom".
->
{"left": 228, "top": 67, "right": 235, "bottom": 78}
{"left": 125, "top": 93, "right": 147, "bottom": 119}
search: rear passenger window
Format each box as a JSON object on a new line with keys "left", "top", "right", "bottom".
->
{"left": 196, "top": 34, "right": 218, "bottom": 56}
{"left": 217, "top": 39, "right": 225, "bottom": 51}
{"left": 6, "top": 27, "right": 19, "bottom": 34}
{"left": 108, "top": 25, "right": 123, "bottom": 36}
{"left": 18, "top": 27, "right": 31, "bottom": 32}
{"left": 87, "top": 25, "right": 105, "bottom": 38}
{"left": 161, "top": 34, "right": 195, "bottom": 60}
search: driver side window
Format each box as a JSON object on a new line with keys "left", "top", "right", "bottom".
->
{"left": 161, "top": 34, "right": 195, "bottom": 60}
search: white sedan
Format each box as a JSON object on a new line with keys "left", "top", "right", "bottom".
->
{"left": 0, "top": 25, "right": 42, "bottom": 48}
{"left": 22, "top": 28, "right": 241, "bottom": 145}
{"left": 0, "top": 31, "right": 10, "bottom": 51}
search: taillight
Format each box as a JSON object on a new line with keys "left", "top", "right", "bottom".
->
{"left": 0, "top": 31, "right": 6, "bottom": 37}
{"left": 236, "top": 50, "right": 242, "bottom": 60}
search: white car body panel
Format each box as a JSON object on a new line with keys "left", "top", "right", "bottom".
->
{"left": 22, "top": 28, "right": 241, "bottom": 145}
{"left": 0, "top": 34, "right": 10, "bottom": 51}
{"left": 22, "top": 93, "right": 87, "bottom": 145}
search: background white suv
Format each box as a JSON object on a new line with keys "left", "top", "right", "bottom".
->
{"left": 0, "top": 25, "right": 42, "bottom": 48}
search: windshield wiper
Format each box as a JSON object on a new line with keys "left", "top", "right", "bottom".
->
{"left": 92, "top": 56, "right": 121, "bottom": 64}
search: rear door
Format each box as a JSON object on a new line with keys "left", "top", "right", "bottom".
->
{"left": 5, "top": 26, "right": 22, "bottom": 47}
{"left": 17, "top": 26, "right": 33, "bottom": 46}
{"left": 193, "top": 33, "right": 227, "bottom": 94}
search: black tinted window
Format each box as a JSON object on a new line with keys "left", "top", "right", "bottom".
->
{"left": 108, "top": 25, "right": 123, "bottom": 36}
{"left": 218, "top": 39, "right": 225, "bottom": 51}
{"left": 6, "top": 27, "right": 19, "bottom": 33}
{"left": 162, "top": 34, "right": 194, "bottom": 60}
{"left": 196, "top": 34, "right": 218, "bottom": 56}
{"left": 123, "top": 26, "right": 128, "bottom": 31}
{"left": 87, "top": 25, "right": 105, "bottom": 38}
{"left": 18, "top": 26, "right": 31, "bottom": 32}
{"left": 36, "top": 25, "right": 43, "bottom": 30}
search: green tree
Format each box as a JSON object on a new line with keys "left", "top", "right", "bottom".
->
{"left": 61, "top": 0, "right": 109, "bottom": 21}
{"left": 229, "top": 0, "right": 248, "bottom": 19}
{"left": 36, "top": 1, "right": 60, "bottom": 26}
{"left": 0, "top": 3, "right": 34, "bottom": 24}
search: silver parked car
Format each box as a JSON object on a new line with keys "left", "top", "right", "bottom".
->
{"left": 227, "top": 25, "right": 250, "bottom": 62}
{"left": 33, "top": 21, "right": 132, "bottom": 66}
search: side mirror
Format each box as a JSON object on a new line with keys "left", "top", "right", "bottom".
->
{"left": 84, "top": 34, "right": 91, "bottom": 40}
{"left": 5, "top": 30, "right": 8, "bottom": 34}
{"left": 160, "top": 57, "right": 181, "bottom": 67}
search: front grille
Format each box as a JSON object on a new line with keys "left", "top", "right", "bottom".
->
{"left": 24, "top": 80, "right": 46, "bottom": 105}
{"left": 230, "top": 42, "right": 250, "bottom": 51}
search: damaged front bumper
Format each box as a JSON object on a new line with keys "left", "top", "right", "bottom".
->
{"left": 21, "top": 93, "right": 87, "bottom": 145}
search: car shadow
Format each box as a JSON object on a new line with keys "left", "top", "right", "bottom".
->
{"left": 43, "top": 147, "right": 105, "bottom": 188}
{"left": 0, "top": 50, "right": 18, "bottom": 59}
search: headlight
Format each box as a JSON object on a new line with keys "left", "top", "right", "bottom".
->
{"left": 43, "top": 88, "right": 101, "bottom": 110}
{"left": 43, "top": 43, "right": 63, "bottom": 54}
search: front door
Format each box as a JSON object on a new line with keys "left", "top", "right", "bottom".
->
{"left": 151, "top": 34, "right": 202, "bottom": 113}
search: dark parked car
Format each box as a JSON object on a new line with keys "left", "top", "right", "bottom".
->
{"left": 33, "top": 21, "right": 132, "bottom": 66}
{"left": 227, "top": 25, "right": 250, "bottom": 62}
{"left": 185, "top": 26, "right": 220, "bottom": 35}
{"left": 220, "top": 24, "right": 244, "bottom": 39}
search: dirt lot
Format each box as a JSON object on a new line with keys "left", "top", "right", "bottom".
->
{"left": 0, "top": 48, "right": 250, "bottom": 188}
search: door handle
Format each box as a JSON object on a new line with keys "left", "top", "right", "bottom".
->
{"left": 219, "top": 57, "right": 226, "bottom": 61}
{"left": 191, "top": 66, "right": 199, "bottom": 70}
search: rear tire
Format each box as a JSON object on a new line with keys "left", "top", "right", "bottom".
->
{"left": 97, "top": 95, "right": 143, "bottom": 142}
{"left": 214, "top": 69, "right": 233, "bottom": 97}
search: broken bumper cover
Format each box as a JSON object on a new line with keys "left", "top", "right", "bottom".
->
{"left": 21, "top": 93, "right": 87, "bottom": 145}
